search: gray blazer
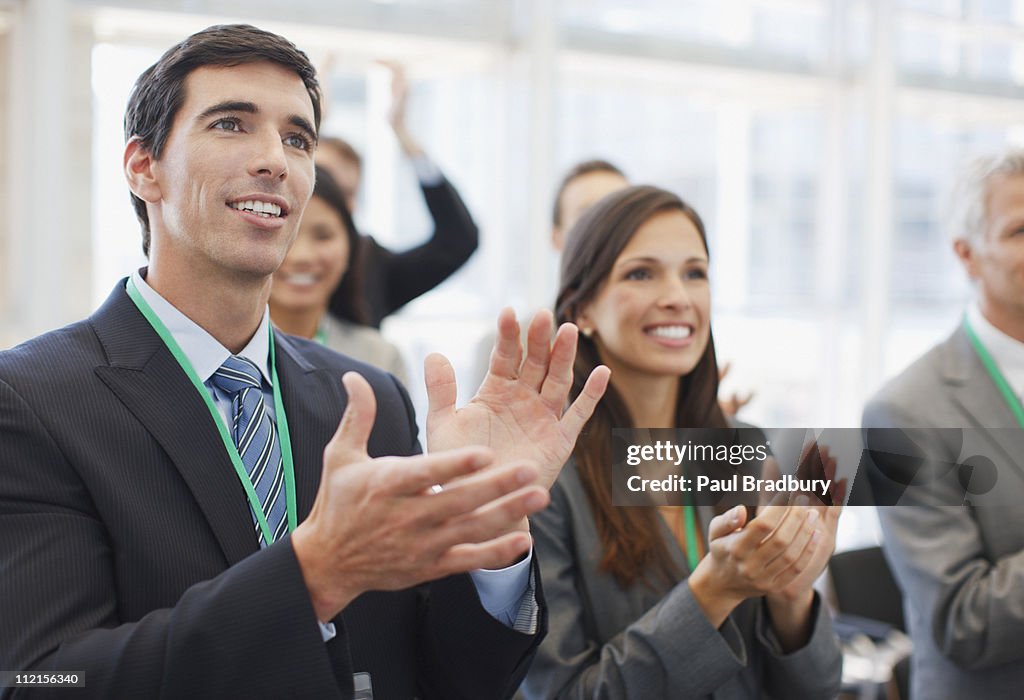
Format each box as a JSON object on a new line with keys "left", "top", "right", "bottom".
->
{"left": 521, "top": 460, "right": 842, "bottom": 699}
{"left": 863, "top": 324, "right": 1024, "bottom": 700}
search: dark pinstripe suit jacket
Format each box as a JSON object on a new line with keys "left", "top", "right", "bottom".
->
{"left": 0, "top": 281, "right": 541, "bottom": 699}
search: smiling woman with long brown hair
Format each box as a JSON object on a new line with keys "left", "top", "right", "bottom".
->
{"left": 521, "top": 185, "right": 843, "bottom": 699}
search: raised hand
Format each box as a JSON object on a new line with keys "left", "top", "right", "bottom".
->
{"left": 292, "top": 371, "right": 551, "bottom": 622}
{"left": 375, "top": 59, "right": 423, "bottom": 158}
{"left": 425, "top": 308, "right": 610, "bottom": 490}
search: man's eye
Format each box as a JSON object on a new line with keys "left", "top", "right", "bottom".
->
{"left": 285, "top": 134, "right": 312, "bottom": 151}
{"left": 211, "top": 118, "right": 241, "bottom": 132}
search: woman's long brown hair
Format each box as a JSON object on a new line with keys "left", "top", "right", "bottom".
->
{"left": 555, "top": 185, "right": 728, "bottom": 589}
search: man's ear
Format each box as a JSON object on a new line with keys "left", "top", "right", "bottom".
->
{"left": 953, "top": 238, "right": 979, "bottom": 280}
{"left": 124, "top": 137, "right": 161, "bottom": 204}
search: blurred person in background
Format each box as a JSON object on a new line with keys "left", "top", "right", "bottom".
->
{"left": 521, "top": 185, "right": 843, "bottom": 699}
{"left": 317, "top": 61, "right": 478, "bottom": 328}
{"left": 863, "top": 149, "right": 1024, "bottom": 699}
{"left": 270, "top": 165, "right": 408, "bottom": 384}
{"left": 550, "top": 159, "right": 630, "bottom": 251}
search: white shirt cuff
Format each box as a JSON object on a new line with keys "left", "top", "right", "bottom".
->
{"left": 469, "top": 548, "right": 533, "bottom": 625}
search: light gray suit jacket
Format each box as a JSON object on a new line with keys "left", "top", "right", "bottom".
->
{"left": 520, "top": 460, "right": 842, "bottom": 699}
{"left": 863, "top": 324, "right": 1024, "bottom": 700}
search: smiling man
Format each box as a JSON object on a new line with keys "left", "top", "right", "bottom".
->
{"left": 0, "top": 24, "right": 608, "bottom": 699}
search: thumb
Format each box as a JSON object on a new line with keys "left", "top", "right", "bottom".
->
{"left": 708, "top": 505, "right": 747, "bottom": 542}
{"left": 325, "top": 372, "right": 376, "bottom": 466}
{"left": 424, "top": 352, "right": 457, "bottom": 424}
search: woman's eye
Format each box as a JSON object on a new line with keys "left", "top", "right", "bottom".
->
{"left": 685, "top": 268, "right": 708, "bottom": 280}
{"left": 625, "top": 268, "right": 651, "bottom": 281}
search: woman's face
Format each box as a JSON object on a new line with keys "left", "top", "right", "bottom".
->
{"left": 577, "top": 209, "right": 711, "bottom": 383}
{"left": 271, "top": 195, "right": 350, "bottom": 313}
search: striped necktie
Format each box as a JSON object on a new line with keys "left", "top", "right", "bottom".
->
{"left": 210, "top": 355, "right": 288, "bottom": 547}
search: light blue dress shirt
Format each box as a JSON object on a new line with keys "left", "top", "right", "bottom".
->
{"left": 129, "top": 271, "right": 534, "bottom": 638}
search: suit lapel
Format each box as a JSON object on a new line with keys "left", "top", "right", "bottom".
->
{"left": 273, "top": 333, "right": 348, "bottom": 521}
{"left": 942, "top": 326, "right": 1024, "bottom": 475}
{"left": 90, "top": 281, "right": 259, "bottom": 565}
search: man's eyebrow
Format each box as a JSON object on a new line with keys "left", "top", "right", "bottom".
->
{"left": 194, "top": 100, "right": 258, "bottom": 122}
{"left": 194, "top": 101, "right": 317, "bottom": 142}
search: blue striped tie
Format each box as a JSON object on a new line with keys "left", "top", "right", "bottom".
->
{"left": 211, "top": 355, "right": 287, "bottom": 547}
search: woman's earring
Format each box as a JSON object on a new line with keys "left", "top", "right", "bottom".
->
{"left": 580, "top": 327, "right": 594, "bottom": 338}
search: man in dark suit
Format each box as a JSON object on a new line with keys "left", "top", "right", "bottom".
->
{"left": 0, "top": 24, "right": 609, "bottom": 698}
{"left": 863, "top": 149, "right": 1024, "bottom": 699}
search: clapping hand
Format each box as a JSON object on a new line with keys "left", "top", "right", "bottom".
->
{"left": 292, "top": 371, "right": 552, "bottom": 622}
{"left": 425, "top": 308, "right": 611, "bottom": 490}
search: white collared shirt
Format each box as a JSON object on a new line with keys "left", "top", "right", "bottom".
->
{"left": 967, "top": 303, "right": 1024, "bottom": 403}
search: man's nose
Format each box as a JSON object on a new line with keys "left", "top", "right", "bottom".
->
{"left": 248, "top": 130, "right": 288, "bottom": 180}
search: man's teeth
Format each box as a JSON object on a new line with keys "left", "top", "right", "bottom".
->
{"left": 647, "top": 326, "right": 692, "bottom": 339}
{"left": 230, "top": 200, "right": 282, "bottom": 217}
{"left": 285, "top": 273, "right": 317, "bottom": 286}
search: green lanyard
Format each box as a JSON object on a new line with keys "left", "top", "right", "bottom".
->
{"left": 963, "top": 317, "right": 1024, "bottom": 429}
{"left": 682, "top": 503, "right": 700, "bottom": 572}
{"left": 125, "top": 278, "right": 298, "bottom": 543}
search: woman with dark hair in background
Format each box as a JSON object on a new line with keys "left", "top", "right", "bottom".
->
{"left": 269, "top": 166, "right": 407, "bottom": 383}
{"left": 521, "top": 185, "right": 843, "bottom": 699}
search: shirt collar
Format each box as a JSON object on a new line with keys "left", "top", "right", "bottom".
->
{"left": 131, "top": 268, "right": 272, "bottom": 386}
{"left": 967, "top": 302, "right": 1024, "bottom": 398}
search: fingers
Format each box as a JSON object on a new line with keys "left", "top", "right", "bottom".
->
{"left": 771, "top": 524, "right": 821, "bottom": 588}
{"left": 719, "top": 361, "right": 732, "bottom": 382}
{"left": 372, "top": 447, "right": 495, "bottom": 498}
{"left": 438, "top": 486, "right": 549, "bottom": 549}
{"left": 324, "top": 372, "right": 377, "bottom": 466}
{"left": 762, "top": 509, "right": 819, "bottom": 579}
{"left": 558, "top": 365, "right": 611, "bottom": 439}
{"left": 424, "top": 352, "right": 457, "bottom": 424}
{"left": 426, "top": 461, "right": 540, "bottom": 521}
{"left": 519, "top": 311, "right": 555, "bottom": 392}
{"left": 488, "top": 308, "right": 523, "bottom": 380}
{"left": 708, "top": 505, "right": 747, "bottom": 541}
{"left": 537, "top": 322, "right": 577, "bottom": 409}
{"left": 436, "top": 531, "right": 535, "bottom": 576}
{"left": 728, "top": 505, "right": 791, "bottom": 559}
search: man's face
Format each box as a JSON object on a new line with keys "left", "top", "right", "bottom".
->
{"left": 957, "top": 173, "right": 1024, "bottom": 333}
{"left": 143, "top": 61, "right": 317, "bottom": 282}
{"left": 552, "top": 170, "right": 629, "bottom": 251}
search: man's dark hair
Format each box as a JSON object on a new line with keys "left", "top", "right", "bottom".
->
{"left": 124, "top": 24, "right": 322, "bottom": 256}
{"left": 551, "top": 159, "right": 626, "bottom": 227}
